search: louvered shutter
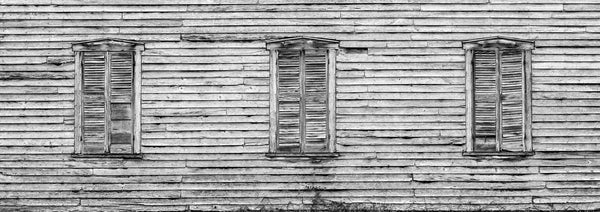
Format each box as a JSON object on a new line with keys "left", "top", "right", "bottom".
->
{"left": 277, "top": 50, "right": 302, "bottom": 152}
{"left": 82, "top": 52, "right": 107, "bottom": 153}
{"left": 81, "top": 51, "right": 134, "bottom": 154}
{"left": 276, "top": 49, "right": 329, "bottom": 153}
{"left": 499, "top": 50, "right": 525, "bottom": 151}
{"left": 303, "top": 49, "right": 328, "bottom": 152}
{"left": 108, "top": 52, "right": 134, "bottom": 154}
{"left": 473, "top": 50, "right": 498, "bottom": 152}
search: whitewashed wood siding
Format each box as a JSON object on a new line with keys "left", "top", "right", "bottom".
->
{"left": 1, "top": 0, "right": 600, "bottom": 211}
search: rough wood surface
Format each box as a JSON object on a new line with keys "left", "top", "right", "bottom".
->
{"left": 1, "top": 0, "right": 600, "bottom": 211}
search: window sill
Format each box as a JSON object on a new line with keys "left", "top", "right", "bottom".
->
{"left": 71, "top": 153, "right": 143, "bottom": 159}
{"left": 462, "top": 151, "right": 534, "bottom": 157}
{"left": 266, "top": 152, "right": 339, "bottom": 158}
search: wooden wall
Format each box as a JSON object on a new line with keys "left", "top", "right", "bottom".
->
{"left": 1, "top": 0, "right": 600, "bottom": 211}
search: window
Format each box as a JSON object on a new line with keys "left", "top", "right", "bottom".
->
{"left": 72, "top": 38, "right": 144, "bottom": 156}
{"left": 463, "top": 36, "right": 534, "bottom": 155}
{"left": 266, "top": 37, "right": 338, "bottom": 156}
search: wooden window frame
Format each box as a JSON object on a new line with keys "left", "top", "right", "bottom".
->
{"left": 265, "top": 36, "right": 339, "bottom": 157}
{"left": 72, "top": 38, "right": 144, "bottom": 157}
{"left": 462, "top": 36, "right": 534, "bottom": 156}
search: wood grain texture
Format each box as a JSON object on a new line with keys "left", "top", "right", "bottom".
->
{"left": 1, "top": 0, "right": 600, "bottom": 211}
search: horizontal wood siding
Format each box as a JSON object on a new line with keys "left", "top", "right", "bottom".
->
{"left": 1, "top": 0, "right": 600, "bottom": 211}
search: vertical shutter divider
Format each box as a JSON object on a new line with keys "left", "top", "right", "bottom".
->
{"left": 524, "top": 50, "right": 533, "bottom": 152}
{"left": 104, "top": 52, "right": 112, "bottom": 153}
{"left": 521, "top": 51, "right": 527, "bottom": 151}
{"left": 74, "top": 51, "right": 83, "bottom": 154}
{"left": 326, "top": 49, "right": 336, "bottom": 153}
{"left": 465, "top": 49, "right": 474, "bottom": 152}
{"left": 299, "top": 49, "right": 306, "bottom": 154}
{"left": 132, "top": 51, "right": 140, "bottom": 153}
{"left": 495, "top": 49, "right": 503, "bottom": 152}
{"left": 269, "top": 50, "right": 279, "bottom": 153}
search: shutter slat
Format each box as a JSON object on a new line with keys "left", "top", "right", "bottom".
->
{"left": 303, "top": 49, "right": 328, "bottom": 152}
{"left": 473, "top": 50, "right": 497, "bottom": 152}
{"left": 500, "top": 50, "right": 525, "bottom": 152}
{"left": 277, "top": 50, "right": 302, "bottom": 153}
{"left": 82, "top": 52, "right": 106, "bottom": 153}
{"left": 109, "top": 52, "right": 134, "bottom": 153}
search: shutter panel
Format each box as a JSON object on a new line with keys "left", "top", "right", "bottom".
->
{"left": 303, "top": 49, "right": 328, "bottom": 152}
{"left": 277, "top": 50, "right": 302, "bottom": 152}
{"left": 82, "top": 52, "right": 107, "bottom": 153}
{"left": 109, "top": 52, "right": 134, "bottom": 154}
{"left": 473, "top": 50, "right": 498, "bottom": 152}
{"left": 500, "top": 50, "right": 525, "bottom": 152}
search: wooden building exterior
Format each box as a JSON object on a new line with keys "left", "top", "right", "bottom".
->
{"left": 1, "top": 0, "right": 600, "bottom": 211}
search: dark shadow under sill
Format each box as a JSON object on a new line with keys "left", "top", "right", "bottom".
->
{"left": 265, "top": 152, "right": 339, "bottom": 158}
{"left": 462, "top": 151, "right": 535, "bottom": 157}
{"left": 71, "top": 153, "right": 143, "bottom": 159}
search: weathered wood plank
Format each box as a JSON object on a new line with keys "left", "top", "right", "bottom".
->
{"left": 0, "top": 109, "right": 72, "bottom": 116}
{"left": 337, "top": 92, "right": 464, "bottom": 100}
{"left": 0, "top": 94, "right": 73, "bottom": 101}
{"left": 89, "top": 167, "right": 541, "bottom": 176}
{"left": 143, "top": 64, "right": 265, "bottom": 71}
{"left": 143, "top": 138, "right": 265, "bottom": 146}
{"left": 0, "top": 5, "right": 187, "bottom": 12}
{"left": 338, "top": 70, "right": 465, "bottom": 78}
{"left": 420, "top": 4, "right": 563, "bottom": 11}
{"left": 143, "top": 85, "right": 268, "bottom": 94}
{"left": 336, "top": 130, "right": 464, "bottom": 138}
{"left": 337, "top": 62, "right": 464, "bottom": 70}
{"left": 143, "top": 123, "right": 268, "bottom": 131}
{"left": 0, "top": 124, "right": 72, "bottom": 131}
{"left": 144, "top": 131, "right": 268, "bottom": 139}
{"left": 338, "top": 107, "right": 463, "bottom": 115}
{"left": 144, "top": 49, "right": 267, "bottom": 56}
{"left": 143, "top": 115, "right": 268, "bottom": 124}
{"left": 337, "top": 100, "right": 464, "bottom": 107}
{"left": 337, "top": 77, "right": 463, "bottom": 85}
{"left": 337, "top": 115, "right": 463, "bottom": 123}
{"left": 535, "top": 114, "right": 600, "bottom": 122}
{"left": 143, "top": 101, "right": 268, "bottom": 108}
{"left": 368, "top": 48, "right": 463, "bottom": 55}
{"left": 142, "top": 93, "right": 267, "bottom": 101}
{"left": 0, "top": 34, "right": 181, "bottom": 42}
{"left": 0, "top": 146, "right": 73, "bottom": 153}
{"left": 142, "top": 56, "right": 268, "bottom": 64}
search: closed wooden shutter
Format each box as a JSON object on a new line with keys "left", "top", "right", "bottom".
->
{"left": 277, "top": 50, "right": 302, "bottom": 152}
{"left": 82, "top": 52, "right": 107, "bottom": 153}
{"left": 303, "top": 49, "right": 328, "bottom": 152}
{"left": 473, "top": 49, "right": 525, "bottom": 152}
{"left": 108, "top": 52, "right": 134, "bottom": 154}
{"left": 81, "top": 51, "right": 134, "bottom": 154}
{"left": 499, "top": 50, "right": 525, "bottom": 151}
{"left": 473, "top": 50, "right": 498, "bottom": 152}
{"left": 276, "top": 49, "right": 329, "bottom": 153}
